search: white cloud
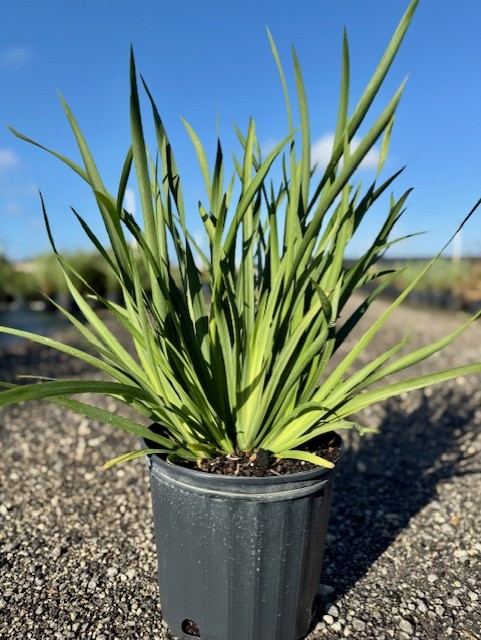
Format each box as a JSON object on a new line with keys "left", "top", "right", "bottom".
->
{"left": 260, "top": 138, "right": 279, "bottom": 157}
{"left": 0, "top": 148, "right": 19, "bottom": 173}
{"left": 4, "top": 202, "right": 26, "bottom": 216}
{"left": 123, "top": 187, "right": 136, "bottom": 215}
{"left": 28, "top": 217, "right": 44, "bottom": 230}
{"left": 0, "top": 182, "right": 38, "bottom": 198}
{"left": 311, "top": 133, "right": 380, "bottom": 171}
{"left": 259, "top": 132, "right": 381, "bottom": 172}
{"left": 0, "top": 46, "right": 33, "bottom": 71}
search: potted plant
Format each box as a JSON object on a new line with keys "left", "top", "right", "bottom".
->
{"left": 1, "top": 1, "right": 480, "bottom": 638}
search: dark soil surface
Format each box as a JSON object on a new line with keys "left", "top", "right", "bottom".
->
{"left": 192, "top": 434, "right": 341, "bottom": 477}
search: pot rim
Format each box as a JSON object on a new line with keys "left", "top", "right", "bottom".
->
{"left": 142, "top": 432, "right": 344, "bottom": 488}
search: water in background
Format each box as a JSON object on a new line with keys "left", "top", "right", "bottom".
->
{"left": 0, "top": 306, "right": 71, "bottom": 350}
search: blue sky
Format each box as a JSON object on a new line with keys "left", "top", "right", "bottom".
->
{"left": 0, "top": 0, "right": 480, "bottom": 262}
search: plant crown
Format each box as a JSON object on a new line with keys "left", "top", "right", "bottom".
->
{"left": 1, "top": 0, "right": 481, "bottom": 469}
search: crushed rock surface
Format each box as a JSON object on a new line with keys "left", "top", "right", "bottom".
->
{"left": 1, "top": 298, "right": 481, "bottom": 640}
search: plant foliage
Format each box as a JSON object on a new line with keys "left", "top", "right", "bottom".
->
{"left": 1, "top": 0, "right": 481, "bottom": 468}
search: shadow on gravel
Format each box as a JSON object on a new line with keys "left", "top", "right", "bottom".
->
{"left": 316, "top": 386, "right": 480, "bottom": 607}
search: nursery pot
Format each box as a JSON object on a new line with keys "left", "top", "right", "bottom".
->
{"left": 144, "top": 437, "right": 343, "bottom": 640}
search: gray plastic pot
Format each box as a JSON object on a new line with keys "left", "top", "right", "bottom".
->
{"left": 144, "top": 437, "right": 343, "bottom": 640}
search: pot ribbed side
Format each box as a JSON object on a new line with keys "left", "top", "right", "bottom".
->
{"left": 145, "top": 441, "right": 342, "bottom": 640}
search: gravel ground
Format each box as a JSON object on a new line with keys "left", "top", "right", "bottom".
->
{"left": 1, "top": 298, "right": 481, "bottom": 640}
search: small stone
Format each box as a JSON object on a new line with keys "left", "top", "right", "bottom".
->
{"left": 325, "top": 604, "right": 340, "bottom": 618}
{"left": 51, "top": 546, "right": 62, "bottom": 558}
{"left": 399, "top": 618, "right": 415, "bottom": 634}
{"left": 468, "top": 591, "right": 479, "bottom": 601}
{"left": 323, "top": 614, "right": 335, "bottom": 625}
{"left": 435, "top": 605, "right": 445, "bottom": 616}
{"left": 427, "top": 574, "right": 438, "bottom": 583}
{"left": 352, "top": 619, "right": 366, "bottom": 632}
{"left": 447, "top": 596, "right": 462, "bottom": 607}
{"left": 453, "top": 549, "right": 467, "bottom": 559}
{"left": 417, "top": 602, "right": 428, "bottom": 614}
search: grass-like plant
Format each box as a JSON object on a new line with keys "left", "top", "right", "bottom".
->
{"left": 1, "top": 0, "right": 481, "bottom": 469}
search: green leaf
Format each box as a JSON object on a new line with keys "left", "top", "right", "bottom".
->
{"left": 103, "top": 449, "right": 166, "bottom": 469}
{"left": 332, "top": 363, "right": 481, "bottom": 418}
{"left": 50, "top": 395, "right": 176, "bottom": 447}
{"left": 0, "top": 379, "right": 154, "bottom": 408}
{"left": 274, "top": 449, "right": 335, "bottom": 469}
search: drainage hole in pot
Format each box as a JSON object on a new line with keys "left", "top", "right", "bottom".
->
{"left": 181, "top": 619, "right": 200, "bottom": 637}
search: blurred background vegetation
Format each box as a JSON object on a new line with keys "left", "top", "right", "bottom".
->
{"left": 1, "top": 251, "right": 480, "bottom": 313}
{"left": 371, "top": 257, "right": 481, "bottom": 312}
{"left": 0, "top": 250, "right": 208, "bottom": 310}
{"left": 0, "top": 251, "right": 118, "bottom": 309}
